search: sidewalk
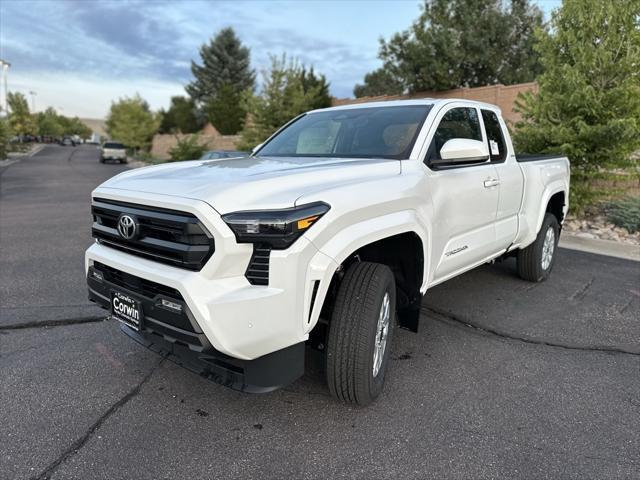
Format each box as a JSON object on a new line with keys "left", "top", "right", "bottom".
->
{"left": 560, "top": 232, "right": 640, "bottom": 262}
{"left": 1, "top": 144, "right": 44, "bottom": 175}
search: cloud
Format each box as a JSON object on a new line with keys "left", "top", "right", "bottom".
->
{"left": 1, "top": 0, "right": 421, "bottom": 116}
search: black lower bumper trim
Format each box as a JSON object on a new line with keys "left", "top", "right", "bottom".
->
{"left": 121, "top": 325, "right": 305, "bottom": 393}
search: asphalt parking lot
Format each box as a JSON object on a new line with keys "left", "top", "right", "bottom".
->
{"left": 1, "top": 145, "right": 639, "bottom": 480}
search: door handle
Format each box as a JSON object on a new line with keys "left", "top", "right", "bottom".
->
{"left": 484, "top": 178, "right": 500, "bottom": 188}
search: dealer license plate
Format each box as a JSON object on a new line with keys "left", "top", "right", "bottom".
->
{"left": 111, "top": 291, "right": 143, "bottom": 331}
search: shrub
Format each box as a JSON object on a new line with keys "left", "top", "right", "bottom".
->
{"left": 169, "top": 135, "right": 207, "bottom": 162}
{"left": 604, "top": 197, "right": 640, "bottom": 233}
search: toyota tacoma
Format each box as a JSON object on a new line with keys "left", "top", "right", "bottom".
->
{"left": 86, "top": 99, "right": 570, "bottom": 405}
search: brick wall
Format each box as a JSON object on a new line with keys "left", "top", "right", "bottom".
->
{"left": 150, "top": 123, "right": 241, "bottom": 160}
{"left": 333, "top": 82, "right": 538, "bottom": 124}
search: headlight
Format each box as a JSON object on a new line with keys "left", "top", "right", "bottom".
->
{"left": 222, "top": 202, "right": 330, "bottom": 249}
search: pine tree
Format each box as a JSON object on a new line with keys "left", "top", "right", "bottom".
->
{"left": 186, "top": 28, "right": 255, "bottom": 105}
{"left": 238, "top": 55, "right": 326, "bottom": 150}
{"left": 159, "top": 96, "right": 201, "bottom": 134}
{"left": 299, "top": 67, "right": 332, "bottom": 109}
{"left": 207, "top": 84, "right": 245, "bottom": 135}
{"left": 512, "top": 0, "right": 640, "bottom": 210}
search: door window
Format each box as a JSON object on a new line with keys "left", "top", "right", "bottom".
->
{"left": 481, "top": 110, "right": 507, "bottom": 163}
{"left": 426, "top": 107, "right": 483, "bottom": 165}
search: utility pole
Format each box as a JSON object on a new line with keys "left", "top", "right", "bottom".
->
{"left": 0, "top": 59, "right": 10, "bottom": 116}
{"left": 29, "top": 91, "right": 37, "bottom": 112}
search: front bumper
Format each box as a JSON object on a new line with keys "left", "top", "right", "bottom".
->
{"left": 88, "top": 264, "right": 304, "bottom": 392}
{"left": 121, "top": 325, "right": 304, "bottom": 393}
{"left": 85, "top": 190, "right": 337, "bottom": 361}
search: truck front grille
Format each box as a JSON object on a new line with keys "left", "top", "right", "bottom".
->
{"left": 91, "top": 198, "right": 214, "bottom": 271}
{"left": 89, "top": 262, "right": 206, "bottom": 350}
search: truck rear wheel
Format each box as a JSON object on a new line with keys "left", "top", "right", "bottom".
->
{"left": 326, "top": 261, "right": 396, "bottom": 406}
{"left": 517, "top": 212, "right": 560, "bottom": 282}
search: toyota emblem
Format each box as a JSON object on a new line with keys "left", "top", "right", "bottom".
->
{"left": 117, "top": 214, "right": 138, "bottom": 240}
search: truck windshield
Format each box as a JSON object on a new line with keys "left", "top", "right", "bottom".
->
{"left": 104, "top": 142, "right": 125, "bottom": 149}
{"left": 257, "top": 105, "right": 432, "bottom": 160}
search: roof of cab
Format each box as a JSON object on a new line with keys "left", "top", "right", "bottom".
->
{"left": 310, "top": 98, "right": 502, "bottom": 114}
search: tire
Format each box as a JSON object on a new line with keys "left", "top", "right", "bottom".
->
{"left": 517, "top": 212, "right": 560, "bottom": 282}
{"left": 326, "top": 261, "right": 396, "bottom": 406}
{"left": 99, "top": 157, "right": 105, "bottom": 163}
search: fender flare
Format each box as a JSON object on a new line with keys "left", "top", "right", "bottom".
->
{"left": 303, "top": 210, "right": 430, "bottom": 333}
{"left": 535, "top": 182, "right": 568, "bottom": 235}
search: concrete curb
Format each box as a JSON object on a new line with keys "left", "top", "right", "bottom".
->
{"left": 1, "top": 144, "right": 44, "bottom": 174}
{"left": 28, "top": 144, "right": 45, "bottom": 157}
{"left": 559, "top": 233, "right": 640, "bottom": 262}
{"left": 6, "top": 143, "right": 44, "bottom": 158}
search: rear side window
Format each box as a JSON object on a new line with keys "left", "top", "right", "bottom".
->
{"left": 481, "top": 110, "right": 507, "bottom": 162}
{"left": 427, "top": 107, "right": 482, "bottom": 163}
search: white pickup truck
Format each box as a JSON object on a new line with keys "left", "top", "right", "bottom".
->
{"left": 86, "top": 99, "right": 569, "bottom": 405}
{"left": 100, "top": 141, "right": 128, "bottom": 164}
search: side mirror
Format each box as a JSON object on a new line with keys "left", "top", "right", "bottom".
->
{"left": 251, "top": 143, "right": 264, "bottom": 155}
{"left": 436, "top": 138, "right": 489, "bottom": 165}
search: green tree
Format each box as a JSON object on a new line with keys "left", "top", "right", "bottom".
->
{"left": 186, "top": 27, "right": 255, "bottom": 105}
{"left": 207, "top": 84, "right": 245, "bottom": 135}
{"left": 61, "top": 116, "right": 92, "bottom": 138}
{"left": 354, "top": 68, "right": 404, "bottom": 98}
{"left": 36, "top": 107, "right": 64, "bottom": 137}
{"left": 357, "top": 0, "right": 544, "bottom": 95}
{"left": 105, "top": 94, "right": 160, "bottom": 152}
{"left": 7, "top": 92, "right": 36, "bottom": 136}
{"left": 168, "top": 134, "right": 208, "bottom": 161}
{"left": 512, "top": 0, "right": 640, "bottom": 210}
{"left": 299, "top": 67, "right": 332, "bottom": 109}
{"left": 159, "top": 96, "right": 201, "bottom": 134}
{"left": 0, "top": 117, "right": 10, "bottom": 160}
{"left": 238, "top": 55, "right": 324, "bottom": 150}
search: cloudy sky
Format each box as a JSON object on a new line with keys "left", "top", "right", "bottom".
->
{"left": 0, "top": 0, "right": 561, "bottom": 119}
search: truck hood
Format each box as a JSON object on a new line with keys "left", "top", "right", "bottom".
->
{"left": 97, "top": 156, "right": 401, "bottom": 213}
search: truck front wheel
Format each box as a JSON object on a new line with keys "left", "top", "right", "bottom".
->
{"left": 326, "top": 261, "right": 396, "bottom": 406}
{"left": 517, "top": 212, "right": 560, "bottom": 282}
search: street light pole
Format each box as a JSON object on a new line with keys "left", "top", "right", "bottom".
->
{"left": 0, "top": 59, "right": 10, "bottom": 115}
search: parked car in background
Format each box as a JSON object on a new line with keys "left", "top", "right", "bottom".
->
{"left": 100, "top": 142, "right": 127, "bottom": 164}
{"left": 200, "top": 150, "right": 249, "bottom": 160}
{"left": 86, "top": 99, "right": 570, "bottom": 405}
{"left": 61, "top": 136, "right": 76, "bottom": 147}
{"left": 86, "top": 133, "right": 102, "bottom": 145}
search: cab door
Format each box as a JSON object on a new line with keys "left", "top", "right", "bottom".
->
{"left": 480, "top": 109, "right": 524, "bottom": 248}
{"left": 422, "top": 105, "right": 501, "bottom": 283}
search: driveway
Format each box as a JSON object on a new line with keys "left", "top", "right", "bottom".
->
{"left": 1, "top": 146, "right": 639, "bottom": 479}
